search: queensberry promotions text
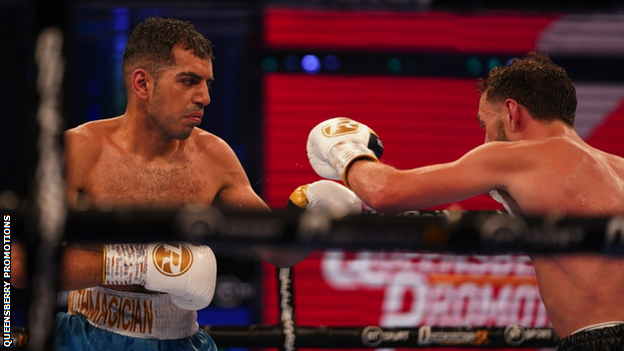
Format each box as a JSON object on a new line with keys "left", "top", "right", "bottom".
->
{"left": 3, "top": 215, "right": 10, "bottom": 348}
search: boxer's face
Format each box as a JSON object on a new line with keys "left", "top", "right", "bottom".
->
{"left": 146, "top": 46, "right": 214, "bottom": 140}
{"left": 477, "top": 92, "right": 509, "bottom": 143}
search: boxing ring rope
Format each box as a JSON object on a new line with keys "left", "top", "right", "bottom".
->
{"left": 25, "top": 1, "right": 68, "bottom": 348}
{"left": 203, "top": 323, "right": 559, "bottom": 349}
{"left": 11, "top": 207, "right": 624, "bottom": 254}
{"left": 9, "top": 207, "right": 624, "bottom": 349}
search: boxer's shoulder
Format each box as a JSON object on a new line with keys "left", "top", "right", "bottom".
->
{"left": 190, "top": 128, "right": 240, "bottom": 162}
{"left": 191, "top": 128, "right": 226, "bottom": 148}
{"left": 64, "top": 119, "right": 115, "bottom": 173}
{"left": 65, "top": 118, "right": 120, "bottom": 148}
{"left": 69, "top": 117, "right": 121, "bottom": 134}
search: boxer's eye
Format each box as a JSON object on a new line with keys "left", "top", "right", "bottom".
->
{"left": 182, "top": 79, "right": 199, "bottom": 86}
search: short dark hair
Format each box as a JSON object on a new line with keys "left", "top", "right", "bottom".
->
{"left": 122, "top": 17, "right": 214, "bottom": 88}
{"left": 476, "top": 52, "right": 577, "bottom": 126}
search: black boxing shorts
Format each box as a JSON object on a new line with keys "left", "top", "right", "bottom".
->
{"left": 556, "top": 323, "right": 624, "bottom": 351}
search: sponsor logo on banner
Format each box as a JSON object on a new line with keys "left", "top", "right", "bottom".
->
{"left": 504, "top": 324, "right": 526, "bottom": 346}
{"left": 361, "top": 326, "right": 384, "bottom": 347}
{"left": 606, "top": 216, "right": 624, "bottom": 249}
{"left": 504, "top": 324, "right": 555, "bottom": 346}
{"left": 152, "top": 243, "right": 193, "bottom": 277}
{"left": 321, "top": 252, "right": 549, "bottom": 327}
{"left": 361, "top": 326, "right": 410, "bottom": 347}
{"left": 417, "top": 326, "right": 489, "bottom": 346}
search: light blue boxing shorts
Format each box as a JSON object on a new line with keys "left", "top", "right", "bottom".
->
{"left": 54, "top": 286, "right": 217, "bottom": 351}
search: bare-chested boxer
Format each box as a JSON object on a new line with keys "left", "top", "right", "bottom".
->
{"left": 11, "top": 16, "right": 359, "bottom": 351}
{"left": 306, "top": 52, "right": 624, "bottom": 350}
{"left": 55, "top": 16, "right": 266, "bottom": 351}
{"left": 13, "top": 16, "right": 285, "bottom": 351}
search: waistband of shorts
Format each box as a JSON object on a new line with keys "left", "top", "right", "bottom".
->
{"left": 558, "top": 323, "right": 624, "bottom": 351}
{"left": 67, "top": 286, "right": 199, "bottom": 339}
{"left": 571, "top": 321, "right": 624, "bottom": 335}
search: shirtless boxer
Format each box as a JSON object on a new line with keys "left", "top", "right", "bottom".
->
{"left": 306, "top": 52, "right": 624, "bottom": 350}
{"left": 11, "top": 17, "right": 358, "bottom": 350}
{"left": 50, "top": 16, "right": 259, "bottom": 351}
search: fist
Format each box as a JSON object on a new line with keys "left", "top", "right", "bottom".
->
{"left": 104, "top": 242, "right": 217, "bottom": 310}
{"left": 307, "top": 117, "right": 383, "bottom": 183}
{"left": 287, "top": 180, "right": 364, "bottom": 218}
{"left": 145, "top": 243, "right": 217, "bottom": 310}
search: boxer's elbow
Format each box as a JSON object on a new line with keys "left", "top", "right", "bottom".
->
{"left": 364, "top": 193, "right": 404, "bottom": 214}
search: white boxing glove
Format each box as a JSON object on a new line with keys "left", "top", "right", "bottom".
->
{"left": 103, "top": 242, "right": 217, "bottom": 310}
{"left": 287, "top": 180, "right": 365, "bottom": 218}
{"left": 307, "top": 117, "right": 383, "bottom": 185}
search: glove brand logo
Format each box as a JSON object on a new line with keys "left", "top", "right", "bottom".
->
{"left": 322, "top": 118, "right": 361, "bottom": 137}
{"left": 152, "top": 243, "right": 194, "bottom": 277}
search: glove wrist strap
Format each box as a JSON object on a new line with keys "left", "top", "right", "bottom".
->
{"left": 329, "top": 141, "right": 378, "bottom": 187}
{"left": 103, "top": 244, "right": 148, "bottom": 285}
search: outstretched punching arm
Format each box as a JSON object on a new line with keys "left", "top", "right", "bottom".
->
{"left": 346, "top": 141, "right": 525, "bottom": 213}
{"left": 308, "top": 117, "right": 527, "bottom": 214}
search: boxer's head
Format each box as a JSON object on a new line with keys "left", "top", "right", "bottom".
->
{"left": 122, "top": 17, "right": 214, "bottom": 91}
{"left": 476, "top": 52, "right": 577, "bottom": 127}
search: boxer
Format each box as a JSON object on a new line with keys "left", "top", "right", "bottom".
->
{"left": 306, "top": 52, "right": 624, "bottom": 350}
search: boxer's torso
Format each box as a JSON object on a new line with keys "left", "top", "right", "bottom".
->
{"left": 65, "top": 117, "right": 230, "bottom": 292}
{"left": 67, "top": 118, "right": 227, "bottom": 208}
{"left": 496, "top": 137, "right": 624, "bottom": 338}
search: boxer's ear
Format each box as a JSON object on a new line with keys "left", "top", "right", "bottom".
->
{"left": 504, "top": 99, "right": 521, "bottom": 133}
{"left": 131, "top": 69, "right": 150, "bottom": 101}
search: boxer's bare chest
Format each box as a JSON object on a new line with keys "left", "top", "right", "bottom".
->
{"left": 84, "top": 146, "right": 217, "bottom": 207}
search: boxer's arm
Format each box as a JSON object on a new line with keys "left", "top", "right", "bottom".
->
{"left": 14, "top": 242, "right": 110, "bottom": 291}
{"left": 211, "top": 151, "right": 271, "bottom": 212}
{"left": 12, "top": 242, "right": 102, "bottom": 290}
{"left": 64, "top": 126, "right": 100, "bottom": 205}
{"left": 13, "top": 126, "right": 102, "bottom": 292}
{"left": 53, "top": 127, "right": 110, "bottom": 290}
{"left": 347, "top": 142, "right": 530, "bottom": 213}
{"left": 210, "top": 140, "right": 308, "bottom": 267}
{"left": 59, "top": 246, "right": 104, "bottom": 290}
{"left": 216, "top": 171, "right": 307, "bottom": 267}
{"left": 214, "top": 178, "right": 271, "bottom": 212}
{"left": 12, "top": 244, "right": 110, "bottom": 291}
{"left": 62, "top": 244, "right": 217, "bottom": 310}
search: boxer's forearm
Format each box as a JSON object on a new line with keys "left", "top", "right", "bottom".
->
{"left": 12, "top": 244, "right": 103, "bottom": 290}
{"left": 60, "top": 246, "right": 104, "bottom": 290}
